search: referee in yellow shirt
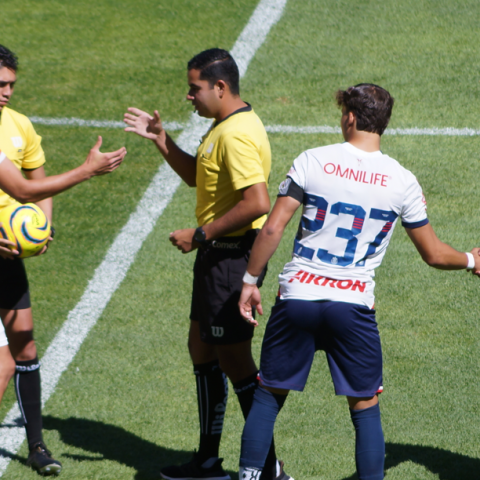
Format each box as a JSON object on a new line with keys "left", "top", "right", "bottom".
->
{"left": 124, "top": 49, "right": 289, "bottom": 480}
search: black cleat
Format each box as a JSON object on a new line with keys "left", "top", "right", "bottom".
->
{"left": 27, "top": 442, "right": 62, "bottom": 476}
{"left": 275, "top": 461, "right": 293, "bottom": 480}
{"left": 160, "top": 455, "right": 230, "bottom": 480}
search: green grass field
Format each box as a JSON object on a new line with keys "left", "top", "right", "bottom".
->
{"left": 1, "top": 0, "right": 480, "bottom": 478}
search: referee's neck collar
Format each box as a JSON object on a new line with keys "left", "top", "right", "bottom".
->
{"left": 214, "top": 103, "right": 252, "bottom": 127}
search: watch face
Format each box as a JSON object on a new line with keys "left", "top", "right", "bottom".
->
{"left": 194, "top": 228, "right": 206, "bottom": 243}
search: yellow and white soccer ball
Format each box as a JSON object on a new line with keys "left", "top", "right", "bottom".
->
{"left": 0, "top": 203, "right": 51, "bottom": 258}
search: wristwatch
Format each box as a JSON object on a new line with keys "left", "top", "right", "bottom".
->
{"left": 193, "top": 226, "right": 209, "bottom": 247}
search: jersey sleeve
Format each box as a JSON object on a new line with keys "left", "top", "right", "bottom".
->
{"left": 401, "top": 173, "right": 429, "bottom": 228}
{"left": 222, "top": 132, "right": 266, "bottom": 190}
{"left": 21, "top": 118, "right": 45, "bottom": 170}
{"left": 286, "top": 151, "right": 308, "bottom": 190}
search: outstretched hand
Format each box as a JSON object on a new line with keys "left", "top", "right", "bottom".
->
{"left": 239, "top": 283, "right": 263, "bottom": 326}
{"left": 124, "top": 108, "right": 164, "bottom": 141}
{"left": 84, "top": 136, "right": 127, "bottom": 176}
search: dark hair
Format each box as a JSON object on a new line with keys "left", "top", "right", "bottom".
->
{"left": 336, "top": 83, "right": 394, "bottom": 135}
{"left": 0, "top": 45, "right": 18, "bottom": 71}
{"left": 188, "top": 48, "right": 240, "bottom": 95}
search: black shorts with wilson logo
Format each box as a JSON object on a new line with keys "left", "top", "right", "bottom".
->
{"left": 190, "top": 230, "right": 266, "bottom": 345}
{"left": 0, "top": 257, "right": 31, "bottom": 309}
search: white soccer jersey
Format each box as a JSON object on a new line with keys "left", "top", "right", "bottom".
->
{"left": 278, "top": 142, "right": 428, "bottom": 308}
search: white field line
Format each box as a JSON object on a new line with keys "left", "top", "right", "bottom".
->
{"left": 0, "top": 0, "right": 288, "bottom": 474}
{"left": 29, "top": 117, "right": 480, "bottom": 137}
{"left": 29, "top": 116, "right": 184, "bottom": 131}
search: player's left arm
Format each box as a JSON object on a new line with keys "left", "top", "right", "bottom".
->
{"left": 169, "top": 181, "right": 271, "bottom": 253}
{"left": 239, "top": 195, "right": 301, "bottom": 324}
{"left": 23, "top": 166, "right": 53, "bottom": 223}
{"left": 406, "top": 222, "right": 480, "bottom": 275}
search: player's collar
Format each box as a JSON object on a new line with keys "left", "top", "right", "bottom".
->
{"left": 342, "top": 142, "right": 383, "bottom": 157}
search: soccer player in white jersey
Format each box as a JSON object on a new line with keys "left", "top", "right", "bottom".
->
{"left": 236, "top": 84, "right": 480, "bottom": 480}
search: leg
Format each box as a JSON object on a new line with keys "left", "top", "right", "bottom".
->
{"left": 1, "top": 307, "right": 62, "bottom": 475}
{"left": 160, "top": 322, "right": 230, "bottom": 480}
{"left": 0, "top": 345, "right": 15, "bottom": 405}
{"left": 322, "top": 302, "right": 384, "bottom": 480}
{"left": 239, "top": 386, "right": 288, "bottom": 480}
{"left": 348, "top": 395, "right": 384, "bottom": 480}
{"left": 189, "top": 321, "right": 227, "bottom": 463}
{"left": 2, "top": 307, "right": 42, "bottom": 447}
{"left": 216, "top": 341, "right": 279, "bottom": 480}
{"left": 239, "top": 298, "right": 320, "bottom": 480}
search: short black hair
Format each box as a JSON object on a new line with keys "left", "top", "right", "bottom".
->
{"left": 188, "top": 48, "right": 240, "bottom": 96}
{"left": 0, "top": 45, "right": 18, "bottom": 71}
{"left": 336, "top": 83, "right": 394, "bottom": 135}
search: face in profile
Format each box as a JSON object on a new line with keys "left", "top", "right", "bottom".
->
{"left": 0, "top": 66, "right": 16, "bottom": 111}
{"left": 186, "top": 68, "right": 222, "bottom": 118}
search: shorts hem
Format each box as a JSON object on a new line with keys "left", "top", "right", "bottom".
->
{"left": 334, "top": 388, "right": 383, "bottom": 397}
{"left": 259, "top": 375, "right": 305, "bottom": 392}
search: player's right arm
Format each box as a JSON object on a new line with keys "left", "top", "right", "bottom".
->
{"left": 124, "top": 107, "right": 197, "bottom": 186}
{"left": 239, "top": 195, "right": 301, "bottom": 324}
{"left": 406, "top": 223, "right": 480, "bottom": 275}
{"left": 0, "top": 137, "right": 126, "bottom": 203}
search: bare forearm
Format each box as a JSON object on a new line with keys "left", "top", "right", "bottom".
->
{"left": 407, "top": 224, "right": 475, "bottom": 270}
{"left": 247, "top": 226, "right": 284, "bottom": 276}
{"left": 203, "top": 200, "right": 268, "bottom": 240}
{"left": 3, "top": 165, "right": 91, "bottom": 203}
{"left": 420, "top": 244, "right": 472, "bottom": 270}
{"left": 153, "top": 132, "right": 197, "bottom": 186}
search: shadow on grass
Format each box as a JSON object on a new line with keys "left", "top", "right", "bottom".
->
{"left": 340, "top": 442, "right": 480, "bottom": 480}
{"left": 40, "top": 415, "right": 235, "bottom": 480}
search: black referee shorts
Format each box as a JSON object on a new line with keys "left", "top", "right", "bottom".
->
{"left": 0, "top": 257, "right": 31, "bottom": 310}
{"left": 190, "top": 229, "right": 266, "bottom": 345}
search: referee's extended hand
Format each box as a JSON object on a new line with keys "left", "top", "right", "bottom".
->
{"left": 124, "top": 108, "right": 164, "bottom": 141}
{"left": 239, "top": 283, "right": 263, "bottom": 326}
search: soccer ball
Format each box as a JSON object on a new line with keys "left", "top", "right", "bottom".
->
{"left": 0, "top": 203, "right": 51, "bottom": 258}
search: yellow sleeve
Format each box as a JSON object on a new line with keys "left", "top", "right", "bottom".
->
{"left": 21, "top": 118, "right": 45, "bottom": 170}
{"left": 222, "top": 132, "right": 265, "bottom": 191}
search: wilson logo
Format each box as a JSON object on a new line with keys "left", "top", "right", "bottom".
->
{"left": 288, "top": 270, "right": 366, "bottom": 292}
{"left": 211, "top": 326, "right": 224, "bottom": 337}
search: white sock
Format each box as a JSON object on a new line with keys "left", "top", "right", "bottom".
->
{"left": 239, "top": 466, "right": 262, "bottom": 480}
{"left": 276, "top": 460, "right": 281, "bottom": 477}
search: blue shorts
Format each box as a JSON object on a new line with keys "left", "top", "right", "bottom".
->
{"left": 259, "top": 298, "right": 383, "bottom": 397}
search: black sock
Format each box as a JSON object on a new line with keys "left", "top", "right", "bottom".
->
{"left": 194, "top": 360, "right": 228, "bottom": 462}
{"left": 15, "top": 357, "right": 43, "bottom": 449}
{"left": 233, "top": 374, "right": 278, "bottom": 480}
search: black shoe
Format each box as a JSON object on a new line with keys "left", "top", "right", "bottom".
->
{"left": 160, "top": 455, "right": 231, "bottom": 480}
{"left": 27, "top": 442, "right": 62, "bottom": 476}
{"left": 275, "top": 461, "right": 293, "bottom": 480}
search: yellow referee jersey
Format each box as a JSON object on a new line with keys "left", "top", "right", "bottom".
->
{"left": 196, "top": 105, "right": 271, "bottom": 236}
{"left": 0, "top": 107, "right": 46, "bottom": 209}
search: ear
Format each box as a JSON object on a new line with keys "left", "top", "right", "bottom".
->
{"left": 347, "top": 111, "right": 356, "bottom": 128}
{"left": 216, "top": 79, "right": 227, "bottom": 98}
